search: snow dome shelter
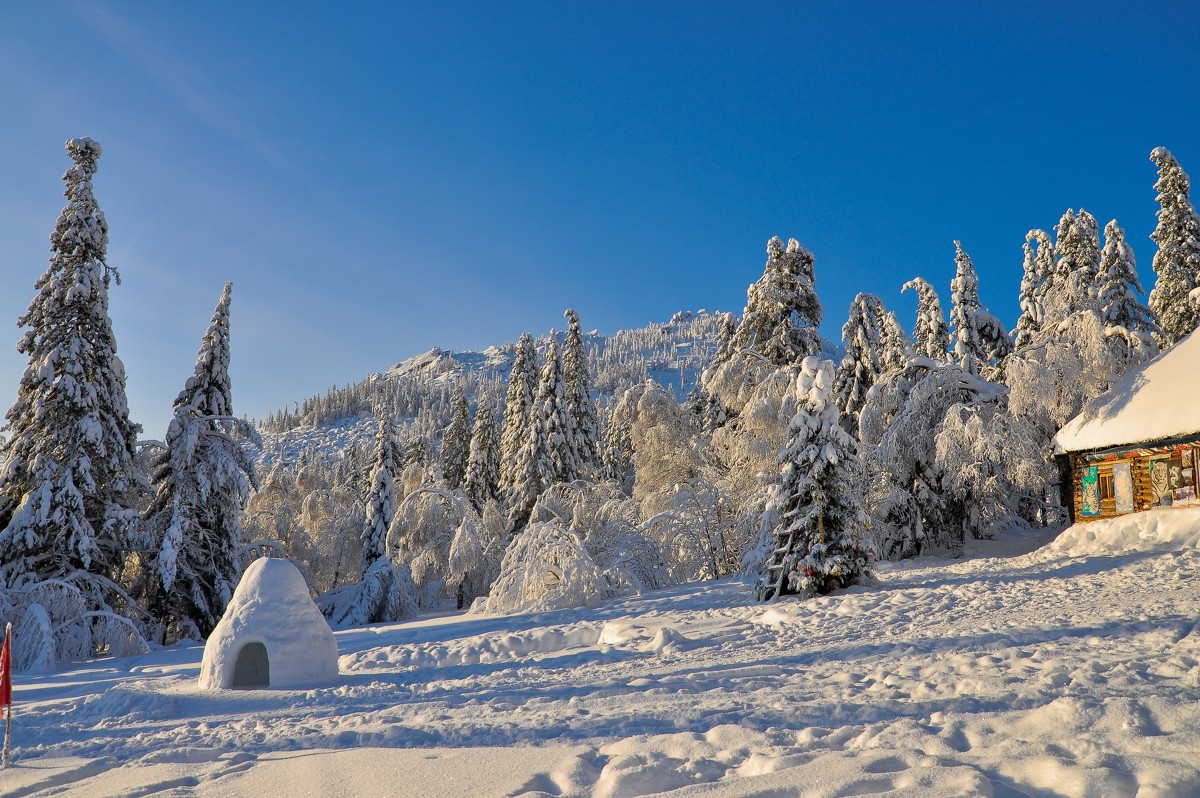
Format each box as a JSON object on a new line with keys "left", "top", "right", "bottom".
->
{"left": 198, "top": 557, "right": 338, "bottom": 689}
{"left": 1053, "top": 329, "right": 1200, "bottom": 522}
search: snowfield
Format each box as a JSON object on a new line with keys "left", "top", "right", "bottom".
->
{"left": 5, "top": 510, "right": 1200, "bottom": 798}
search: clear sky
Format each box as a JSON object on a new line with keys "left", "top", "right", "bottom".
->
{"left": 2, "top": 1, "right": 1198, "bottom": 438}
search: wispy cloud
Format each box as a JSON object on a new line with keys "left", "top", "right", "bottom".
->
{"left": 68, "top": 0, "right": 296, "bottom": 178}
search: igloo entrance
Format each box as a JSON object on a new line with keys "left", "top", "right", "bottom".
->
{"left": 232, "top": 641, "right": 270, "bottom": 688}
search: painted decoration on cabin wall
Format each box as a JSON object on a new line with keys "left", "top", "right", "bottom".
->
{"left": 1081, "top": 466, "right": 1100, "bottom": 516}
{"left": 1112, "top": 461, "right": 1134, "bottom": 514}
{"left": 1166, "top": 457, "right": 1192, "bottom": 505}
{"left": 1150, "top": 457, "right": 1172, "bottom": 506}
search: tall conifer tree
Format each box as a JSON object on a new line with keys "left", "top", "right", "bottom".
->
{"left": 0, "top": 138, "right": 142, "bottom": 590}
{"left": 949, "top": 242, "right": 988, "bottom": 376}
{"left": 901, "top": 277, "right": 949, "bottom": 362}
{"left": 759, "top": 357, "right": 872, "bottom": 600}
{"left": 1148, "top": 147, "right": 1200, "bottom": 346}
{"left": 143, "top": 283, "right": 257, "bottom": 640}
{"left": 499, "top": 333, "right": 537, "bottom": 492}
{"left": 562, "top": 309, "right": 601, "bottom": 479}
{"left": 463, "top": 402, "right": 501, "bottom": 511}
{"left": 834, "top": 293, "right": 886, "bottom": 425}
{"left": 1098, "top": 220, "right": 1158, "bottom": 344}
{"left": 1014, "top": 230, "right": 1052, "bottom": 350}
{"left": 732, "top": 237, "right": 823, "bottom": 366}
{"left": 442, "top": 386, "right": 471, "bottom": 490}
{"left": 360, "top": 416, "right": 398, "bottom": 575}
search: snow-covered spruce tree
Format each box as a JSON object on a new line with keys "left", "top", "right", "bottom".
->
{"left": 734, "top": 237, "right": 823, "bottom": 365}
{"left": 1053, "top": 209, "right": 1102, "bottom": 319}
{"left": 834, "top": 293, "right": 886, "bottom": 428}
{"left": 706, "top": 237, "right": 822, "bottom": 414}
{"left": 948, "top": 242, "right": 1010, "bottom": 377}
{"left": 1013, "top": 230, "right": 1053, "bottom": 350}
{"left": 498, "top": 333, "right": 537, "bottom": 492}
{"left": 756, "top": 357, "right": 872, "bottom": 600}
{"left": 563, "top": 309, "right": 601, "bottom": 479}
{"left": 360, "top": 415, "right": 398, "bottom": 575}
{"left": 0, "top": 140, "right": 147, "bottom": 665}
{"left": 535, "top": 334, "right": 572, "bottom": 483}
{"left": 1098, "top": 219, "right": 1159, "bottom": 354}
{"left": 901, "top": 277, "right": 949, "bottom": 362}
{"left": 714, "top": 311, "right": 738, "bottom": 362}
{"left": 1148, "top": 147, "right": 1200, "bottom": 346}
{"left": 463, "top": 401, "right": 501, "bottom": 512}
{"left": 441, "top": 385, "right": 471, "bottom": 490}
{"left": 878, "top": 310, "right": 913, "bottom": 374}
{"left": 0, "top": 138, "right": 143, "bottom": 578}
{"left": 142, "top": 283, "right": 258, "bottom": 641}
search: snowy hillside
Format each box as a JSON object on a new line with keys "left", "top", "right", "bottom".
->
{"left": 253, "top": 310, "right": 731, "bottom": 467}
{"left": 6, "top": 510, "right": 1200, "bottom": 797}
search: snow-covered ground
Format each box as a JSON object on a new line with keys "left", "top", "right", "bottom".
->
{"left": 5, "top": 510, "right": 1200, "bottom": 798}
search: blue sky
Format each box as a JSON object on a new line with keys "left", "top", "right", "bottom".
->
{"left": 2, "top": 1, "right": 1199, "bottom": 438}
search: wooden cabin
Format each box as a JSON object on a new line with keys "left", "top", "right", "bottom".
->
{"left": 1052, "top": 329, "right": 1200, "bottom": 523}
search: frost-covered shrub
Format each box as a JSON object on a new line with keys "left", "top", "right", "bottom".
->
{"left": 0, "top": 576, "right": 150, "bottom": 672}
{"left": 642, "top": 477, "right": 742, "bottom": 583}
{"left": 481, "top": 518, "right": 625, "bottom": 615}
{"left": 532, "top": 481, "right": 662, "bottom": 591}
{"left": 390, "top": 485, "right": 503, "bottom": 607}
{"left": 317, "top": 557, "right": 418, "bottom": 629}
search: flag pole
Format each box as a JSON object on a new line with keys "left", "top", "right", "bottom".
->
{"left": 2, "top": 622, "right": 11, "bottom": 769}
{"left": 2, "top": 702, "right": 10, "bottom": 769}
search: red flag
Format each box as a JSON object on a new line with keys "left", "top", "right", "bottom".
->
{"left": 0, "top": 623, "right": 11, "bottom": 707}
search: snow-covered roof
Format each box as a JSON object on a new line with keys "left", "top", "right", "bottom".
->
{"left": 1053, "top": 329, "right": 1200, "bottom": 454}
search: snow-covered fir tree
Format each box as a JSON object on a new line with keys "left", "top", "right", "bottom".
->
{"left": 1013, "top": 230, "right": 1053, "bottom": 350}
{"left": 441, "top": 385, "right": 471, "bottom": 490}
{"left": 705, "top": 237, "right": 824, "bottom": 416}
{"left": 901, "top": 277, "right": 948, "bottom": 362}
{"left": 562, "top": 309, "right": 601, "bottom": 479}
{"left": 536, "top": 335, "right": 573, "bottom": 485}
{"left": 463, "top": 401, "right": 501, "bottom": 511}
{"left": 756, "top": 357, "right": 872, "bottom": 600}
{"left": 714, "top": 311, "right": 737, "bottom": 362}
{"left": 948, "top": 241, "right": 989, "bottom": 376}
{"left": 1053, "top": 209, "right": 1102, "bottom": 319}
{"left": 948, "top": 242, "right": 1009, "bottom": 376}
{"left": 878, "top": 311, "right": 912, "bottom": 374}
{"left": 1147, "top": 146, "right": 1200, "bottom": 346}
{"left": 498, "top": 333, "right": 537, "bottom": 492}
{"left": 360, "top": 415, "right": 398, "bottom": 575}
{"left": 1098, "top": 219, "right": 1159, "bottom": 350}
{"left": 142, "top": 283, "right": 258, "bottom": 641}
{"left": 834, "top": 293, "right": 886, "bottom": 427}
{"left": 0, "top": 138, "right": 142, "bottom": 599}
{"left": 732, "top": 237, "right": 823, "bottom": 366}
{"left": 506, "top": 337, "right": 570, "bottom": 530}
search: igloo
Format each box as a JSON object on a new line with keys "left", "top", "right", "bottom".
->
{"left": 198, "top": 557, "right": 338, "bottom": 689}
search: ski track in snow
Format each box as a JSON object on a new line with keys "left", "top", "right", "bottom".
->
{"left": 4, "top": 512, "right": 1200, "bottom": 797}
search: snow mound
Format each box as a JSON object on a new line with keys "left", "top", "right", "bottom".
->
{"left": 1048, "top": 509, "right": 1200, "bottom": 557}
{"left": 199, "top": 558, "right": 338, "bottom": 689}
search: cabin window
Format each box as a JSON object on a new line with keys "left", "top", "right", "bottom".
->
{"left": 1098, "top": 470, "right": 1114, "bottom": 501}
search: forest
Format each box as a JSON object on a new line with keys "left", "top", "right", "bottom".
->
{"left": 1, "top": 137, "right": 1197, "bottom": 671}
